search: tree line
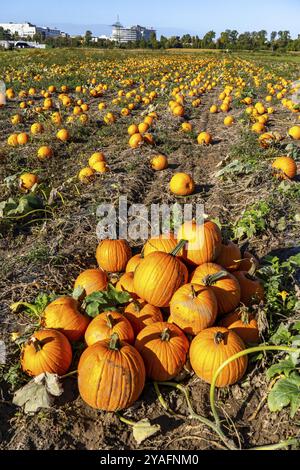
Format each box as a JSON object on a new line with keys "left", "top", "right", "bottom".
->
{"left": 1, "top": 27, "right": 300, "bottom": 51}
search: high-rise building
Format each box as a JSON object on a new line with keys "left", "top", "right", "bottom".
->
{"left": 112, "top": 20, "right": 156, "bottom": 43}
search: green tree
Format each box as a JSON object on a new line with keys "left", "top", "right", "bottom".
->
{"left": 202, "top": 31, "right": 216, "bottom": 49}
{"left": 84, "top": 30, "right": 93, "bottom": 46}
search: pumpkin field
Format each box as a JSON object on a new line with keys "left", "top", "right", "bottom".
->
{"left": 0, "top": 48, "right": 300, "bottom": 451}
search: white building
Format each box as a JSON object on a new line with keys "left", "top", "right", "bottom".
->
{"left": 111, "top": 21, "right": 156, "bottom": 43}
{"left": 0, "top": 22, "right": 62, "bottom": 39}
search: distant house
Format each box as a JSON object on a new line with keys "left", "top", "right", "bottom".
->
{"left": 0, "top": 22, "right": 63, "bottom": 39}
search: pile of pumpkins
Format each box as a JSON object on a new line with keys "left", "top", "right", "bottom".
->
{"left": 20, "top": 220, "right": 265, "bottom": 412}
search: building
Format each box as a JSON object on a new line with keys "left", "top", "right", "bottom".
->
{"left": 0, "top": 22, "right": 62, "bottom": 39}
{"left": 112, "top": 21, "right": 156, "bottom": 43}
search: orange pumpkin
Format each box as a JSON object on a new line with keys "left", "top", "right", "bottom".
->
{"left": 190, "top": 327, "right": 247, "bottom": 387}
{"left": 215, "top": 241, "right": 241, "bottom": 272}
{"left": 135, "top": 322, "right": 189, "bottom": 381}
{"left": 239, "top": 252, "right": 260, "bottom": 272}
{"left": 191, "top": 263, "right": 241, "bottom": 316}
{"left": 21, "top": 329, "right": 72, "bottom": 377}
{"left": 126, "top": 254, "right": 143, "bottom": 273}
{"left": 85, "top": 311, "right": 134, "bottom": 346}
{"left": 272, "top": 156, "right": 297, "bottom": 180}
{"left": 116, "top": 272, "right": 137, "bottom": 299}
{"left": 151, "top": 155, "right": 168, "bottom": 171}
{"left": 177, "top": 220, "right": 222, "bottom": 266}
{"left": 219, "top": 309, "right": 260, "bottom": 344}
{"left": 74, "top": 269, "right": 108, "bottom": 296}
{"left": 143, "top": 233, "right": 178, "bottom": 258}
{"left": 233, "top": 271, "right": 265, "bottom": 306}
{"left": 124, "top": 299, "right": 163, "bottom": 336}
{"left": 96, "top": 240, "right": 132, "bottom": 273}
{"left": 78, "top": 334, "right": 145, "bottom": 411}
{"left": 170, "top": 173, "right": 195, "bottom": 196}
{"left": 42, "top": 297, "right": 90, "bottom": 342}
{"left": 169, "top": 283, "right": 218, "bottom": 335}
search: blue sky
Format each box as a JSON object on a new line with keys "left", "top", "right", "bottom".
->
{"left": 2, "top": 0, "right": 300, "bottom": 38}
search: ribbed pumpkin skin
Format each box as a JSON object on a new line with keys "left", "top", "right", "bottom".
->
{"left": 133, "top": 252, "right": 188, "bottom": 307}
{"left": 219, "top": 311, "right": 260, "bottom": 344}
{"left": 124, "top": 300, "right": 163, "bottom": 336}
{"left": 233, "top": 271, "right": 265, "bottom": 306}
{"left": 126, "top": 254, "right": 143, "bottom": 273}
{"left": 96, "top": 240, "right": 132, "bottom": 273}
{"left": 143, "top": 234, "right": 178, "bottom": 258}
{"left": 215, "top": 241, "right": 241, "bottom": 272}
{"left": 74, "top": 269, "right": 108, "bottom": 296}
{"left": 135, "top": 322, "right": 189, "bottom": 381}
{"left": 116, "top": 272, "right": 137, "bottom": 299}
{"left": 85, "top": 311, "right": 135, "bottom": 346}
{"left": 272, "top": 156, "right": 297, "bottom": 179}
{"left": 43, "top": 297, "right": 90, "bottom": 342}
{"left": 169, "top": 284, "right": 218, "bottom": 336}
{"left": 21, "top": 329, "right": 72, "bottom": 377}
{"left": 191, "top": 263, "right": 241, "bottom": 316}
{"left": 190, "top": 327, "right": 248, "bottom": 387}
{"left": 177, "top": 221, "right": 222, "bottom": 266}
{"left": 78, "top": 339, "right": 145, "bottom": 411}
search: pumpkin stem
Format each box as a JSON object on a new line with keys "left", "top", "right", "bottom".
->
{"left": 248, "top": 259, "right": 257, "bottom": 277}
{"left": 170, "top": 239, "right": 186, "bottom": 257}
{"left": 191, "top": 285, "right": 197, "bottom": 299}
{"left": 203, "top": 271, "right": 228, "bottom": 286}
{"left": 30, "top": 336, "right": 43, "bottom": 352}
{"left": 132, "top": 300, "right": 142, "bottom": 312}
{"left": 161, "top": 328, "right": 171, "bottom": 342}
{"left": 214, "top": 332, "right": 226, "bottom": 345}
{"left": 109, "top": 333, "right": 121, "bottom": 351}
{"left": 106, "top": 313, "right": 115, "bottom": 329}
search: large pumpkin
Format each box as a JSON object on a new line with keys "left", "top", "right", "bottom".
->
{"left": 21, "top": 329, "right": 72, "bottom": 377}
{"left": 177, "top": 220, "right": 222, "bottom": 266}
{"left": 124, "top": 300, "right": 163, "bottom": 336}
{"left": 78, "top": 334, "right": 145, "bottom": 411}
{"left": 233, "top": 271, "right": 265, "bottom": 306}
{"left": 74, "top": 269, "right": 108, "bottom": 296}
{"left": 96, "top": 240, "right": 132, "bottom": 273}
{"left": 135, "top": 322, "right": 189, "bottom": 381}
{"left": 143, "top": 233, "right": 178, "bottom": 258}
{"left": 169, "top": 283, "right": 218, "bottom": 336}
{"left": 190, "top": 327, "right": 248, "bottom": 387}
{"left": 191, "top": 263, "right": 241, "bottom": 316}
{"left": 219, "top": 309, "right": 260, "bottom": 344}
{"left": 272, "top": 156, "right": 297, "bottom": 180}
{"left": 133, "top": 241, "right": 188, "bottom": 307}
{"left": 215, "top": 241, "right": 241, "bottom": 272}
{"left": 85, "top": 311, "right": 134, "bottom": 346}
{"left": 43, "top": 297, "right": 90, "bottom": 341}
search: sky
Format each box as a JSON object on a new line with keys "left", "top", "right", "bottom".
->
{"left": 1, "top": 0, "right": 299, "bottom": 38}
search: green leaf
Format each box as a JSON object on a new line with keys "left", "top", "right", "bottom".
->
{"left": 267, "top": 356, "right": 296, "bottom": 380}
{"left": 270, "top": 324, "right": 292, "bottom": 345}
{"left": 268, "top": 372, "right": 300, "bottom": 418}
{"left": 0, "top": 194, "right": 43, "bottom": 219}
{"left": 84, "top": 284, "right": 132, "bottom": 318}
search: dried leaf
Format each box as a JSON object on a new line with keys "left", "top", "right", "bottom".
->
{"left": 132, "top": 419, "right": 160, "bottom": 445}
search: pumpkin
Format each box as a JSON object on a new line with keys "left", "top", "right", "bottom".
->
{"left": 42, "top": 296, "right": 90, "bottom": 342}
{"left": 219, "top": 309, "right": 260, "bottom": 344}
{"left": 135, "top": 322, "right": 189, "bottom": 381}
{"left": 78, "top": 167, "right": 95, "bottom": 183}
{"left": 190, "top": 327, "right": 248, "bottom": 387}
{"left": 133, "top": 241, "right": 188, "bottom": 307}
{"left": 19, "top": 173, "right": 39, "bottom": 192}
{"left": 126, "top": 254, "right": 143, "bottom": 273}
{"left": 151, "top": 155, "right": 168, "bottom": 171}
{"left": 85, "top": 311, "right": 134, "bottom": 346}
{"left": 215, "top": 241, "right": 241, "bottom": 272}
{"left": 129, "top": 133, "right": 143, "bottom": 149}
{"left": 116, "top": 272, "right": 137, "bottom": 299}
{"left": 143, "top": 233, "right": 178, "bottom": 258}
{"left": 17, "top": 133, "right": 29, "bottom": 145}
{"left": 169, "top": 283, "right": 218, "bottom": 336}
{"left": 233, "top": 271, "right": 265, "bottom": 306}
{"left": 96, "top": 239, "right": 132, "bottom": 273}
{"left": 197, "top": 131, "right": 212, "bottom": 145}
{"left": 37, "top": 146, "right": 53, "bottom": 161}
{"left": 21, "top": 329, "right": 72, "bottom": 377}
{"left": 74, "top": 269, "right": 108, "bottom": 297}
{"left": 191, "top": 263, "right": 241, "bottom": 316}
{"left": 128, "top": 124, "right": 139, "bottom": 136}
{"left": 239, "top": 252, "right": 260, "bottom": 272}
{"left": 177, "top": 220, "right": 222, "bottom": 266}
{"left": 224, "top": 116, "right": 234, "bottom": 126}
{"left": 56, "top": 128, "right": 70, "bottom": 142}
{"left": 89, "top": 152, "right": 106, "bottom": 168}
{"left": 288, "top": 125, "right": 300, "bottom": 140}
{"left": 169, "top": 173, "right": 195, "bottom": 196}
{"left": 272, "top": 157, "right": 297, "bottom": 180}
{"left": 78, "top": 334, "right": 145, "bottom": 411}
{"left": 124, "top": 299, "right": 163, "bottom": 336}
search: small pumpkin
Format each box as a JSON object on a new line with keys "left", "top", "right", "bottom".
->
{"left": 126, "top": 254, "right": 143, "bottom": 273}
{"left": 135, "top": 322, "right": 189, "bottom": 381}
{"left": 169, "top": 173, "right": 195, "bottom": 196}
{"left": 85, "top": 311, "right": 134, "bottom": 346}
{"left": 78, "top": 334, "right": 145, "bottom": 411}
{"left": 150, "top": 155, "right": 168, "bottom": 171}
{"left": 190, "top": 327, "right": 248, "bottom": 387}
{"left": 143, "top": 233, "right": 178, "bottom": 258}
{"left": 191, "top": 263, "right": 241, "bottom": 316}
{"left": 74, "top": 269, "right": 108, "bottom": 297}
{"left": 177, "top": 220, "right": 222, "bottom": 266}
{"left": 21, "top": 329, "right": 72, "bottom": 377}
{"left": 169, "top": 283, "right": 218, "bottom": 336}
{"left": 124, "top": 299, "right": 163, "bottom": 336}
{"left": 43, "top": 296, "right": 90, "bottom": 342}
{"left": 219, "top": 309, "right": 260, "bottom": 344}
{"left": 272, "top": 156, "right": 297, "bottom": 180}
{"left": 215, "top": 241, "right": 241, "bottom": 272}
{"left": 116, "top": 272, "right": 137, "bottom": 299}
{"left": 233, "top": 271, "right": 265, "bottom": 306}
{"left": 96, "top": 239, "right": 132, "bottom": 273}
{"left": 133, "top": 241, "right": 188, "bottom": 308}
